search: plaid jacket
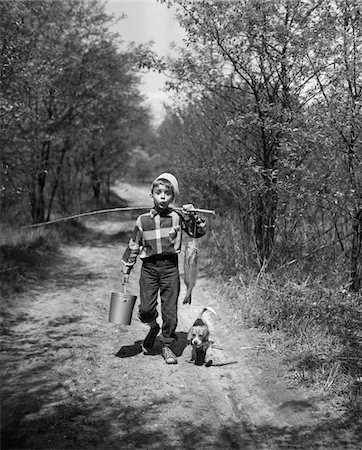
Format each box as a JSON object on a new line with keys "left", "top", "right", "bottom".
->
{"left": 122, "top": 208, "right": 206, "bottom": 274}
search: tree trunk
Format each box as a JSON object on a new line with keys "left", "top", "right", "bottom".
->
{"left": 254, "top": 182, "right": 278, "bottom": 266}
{"left": 46, "top": 140, "right": 68, "bottom": 221}
{"left": 350, "top": 208, "right": 362, "bottom": 292}
{"left": 36, "top": 170, "right": 47, "bottom": 223}
{"left": 31, "top": 141, "right": 50, "bottom": 223}
{"left": 105, "top": 172, "right": 111, "bottom": 205}
{"left": 29, "top": 169, "right": 46, "bottom": 223}
{"left": 92, "top": 181, "right": 101, "bottom": 206}
{"left": 91, "top": 154, "right": 101, "bottom": 207}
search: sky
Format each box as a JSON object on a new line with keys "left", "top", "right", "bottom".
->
{"left": 104, "top": 0, "right": 185, "bottom": 125}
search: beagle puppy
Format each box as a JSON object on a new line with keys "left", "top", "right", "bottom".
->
{"left": 187, "top": 307, "right": 216, "bottom": 366}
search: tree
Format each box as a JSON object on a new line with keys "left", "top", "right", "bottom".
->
{"left": 0, "top": 0, "right": 153, "bottom": 223}
{"left": 305, "top": 0, "right": 362, "bottom": 290}
{"left": 160, "top": 0, "right": 361, "bottom": 290}
{"left": 164, "top": 0, "right": 330, "bottom": 264}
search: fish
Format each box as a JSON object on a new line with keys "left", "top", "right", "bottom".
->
{"left": 183, "top": 240, "right": 199, "bottom": 304}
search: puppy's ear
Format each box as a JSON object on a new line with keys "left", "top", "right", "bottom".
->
{"left": 187, "top": 327, "right": 193, "bottom": 342}
{"left": 203, "top": 328, "right": 210, "bottom": 342}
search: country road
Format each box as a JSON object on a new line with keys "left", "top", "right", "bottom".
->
{"left": 1, "top": 183, "right": 361, "bottom": 449}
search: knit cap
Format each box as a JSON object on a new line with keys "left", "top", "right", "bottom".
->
{"left": 152, "top": 173, "right": 179, "bottom": 199}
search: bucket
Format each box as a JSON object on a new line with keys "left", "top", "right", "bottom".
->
{"left": 109, "top": 285, "right": 137, "bottom": 325}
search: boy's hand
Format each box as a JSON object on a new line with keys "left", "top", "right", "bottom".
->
{"left": 182, "top": 204, "right": 196, "bottom": 215}
{"left": 121, "top": 274, "right": 129, "bottom": 285}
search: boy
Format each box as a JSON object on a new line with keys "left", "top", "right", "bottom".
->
{"left": 121, "top": 173, "right": 206, "bottom": 364}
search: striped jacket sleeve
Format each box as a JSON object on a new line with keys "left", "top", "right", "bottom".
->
{"left": 121, "top": 216, "right": 142, "bottom": 274}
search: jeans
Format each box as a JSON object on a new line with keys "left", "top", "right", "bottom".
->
{"left": 139, "top": 254, "right": 180, "bottom": 346}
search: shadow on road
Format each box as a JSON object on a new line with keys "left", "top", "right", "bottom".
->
{"left": 116, "top": 341, "right": 143, "bottom": 358}
{"left": 115, "top": 332, "right": 189, "bottom": 359}
{"left": 2, "top": 376, "right": 361, "bottom": 450}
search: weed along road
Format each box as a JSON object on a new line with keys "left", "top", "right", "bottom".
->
{"left": 1, "top": 189, "right": 361, "bottom": 449}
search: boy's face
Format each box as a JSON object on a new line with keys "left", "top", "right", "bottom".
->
{"left": 152, "top": 183, "right": 174, "bottom": 211}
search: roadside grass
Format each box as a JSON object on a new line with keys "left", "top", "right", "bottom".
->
{"left": 219, "top": 277, "right": 361, "bottom": 410}
{"left": 0, "top": 221, "right": 91, "bottom": 299}
{"left": 1, "top": 226, "right": 56, "bottom": 296}
{"left": 202, "top": 217, "right": 362, "bottom": 417}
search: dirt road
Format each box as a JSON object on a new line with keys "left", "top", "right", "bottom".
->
{"left": 1, "top": 184, "right": 361, "bottom": 449}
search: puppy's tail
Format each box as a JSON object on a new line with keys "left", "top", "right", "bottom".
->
{"left": 198, "top": 307, "right": 217, "bottom": 318}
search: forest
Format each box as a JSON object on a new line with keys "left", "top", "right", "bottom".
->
{"left": 1, "top": 0, "right": 154, "bottom": 223}
{"left": 1, "top": 0, "right": 361, "bottom": 417}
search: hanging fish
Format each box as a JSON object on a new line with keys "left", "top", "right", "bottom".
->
{"left": 183, "top": 240, "right": 199, "bottom": 304}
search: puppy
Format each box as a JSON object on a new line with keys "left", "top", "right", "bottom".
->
{"left": 187, "top": 307, "right": 216, "bottom": 366}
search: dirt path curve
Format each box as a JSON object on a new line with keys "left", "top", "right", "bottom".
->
{"left": 1, "top": 184, "right": 360, "bottom": 449}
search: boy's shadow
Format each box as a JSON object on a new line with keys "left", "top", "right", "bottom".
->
{"left": 115, "top": 340, "right": 143, "bottom": 358}
{"left": 171, "top": 331, "right": 188, "bottom": 357}
{"left": 115, "top": 331, "right": 188, "bottom": 358}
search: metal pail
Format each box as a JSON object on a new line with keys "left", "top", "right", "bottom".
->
{"left": 109, "top": 289, "right": 137, "bottom": 325}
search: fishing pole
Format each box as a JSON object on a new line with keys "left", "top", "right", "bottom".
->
{"left": 21, "top": 205, "right": 215, "bottom": 229}
{"left": 173, "top": 207, "right": 215, "bottom": 215}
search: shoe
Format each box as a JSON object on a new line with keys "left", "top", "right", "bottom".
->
{"left": 162, "top": 346, "right": 177, "bottom": 364}
{"left": 142, "top": 324, "right": 160, "bottom": 352}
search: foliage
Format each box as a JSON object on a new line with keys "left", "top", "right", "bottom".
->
{"left": 157, "top": 0, "right": 362, "bottom": 291}
{"left": 0, "top": 0, "right": 153, "bottom": 224}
